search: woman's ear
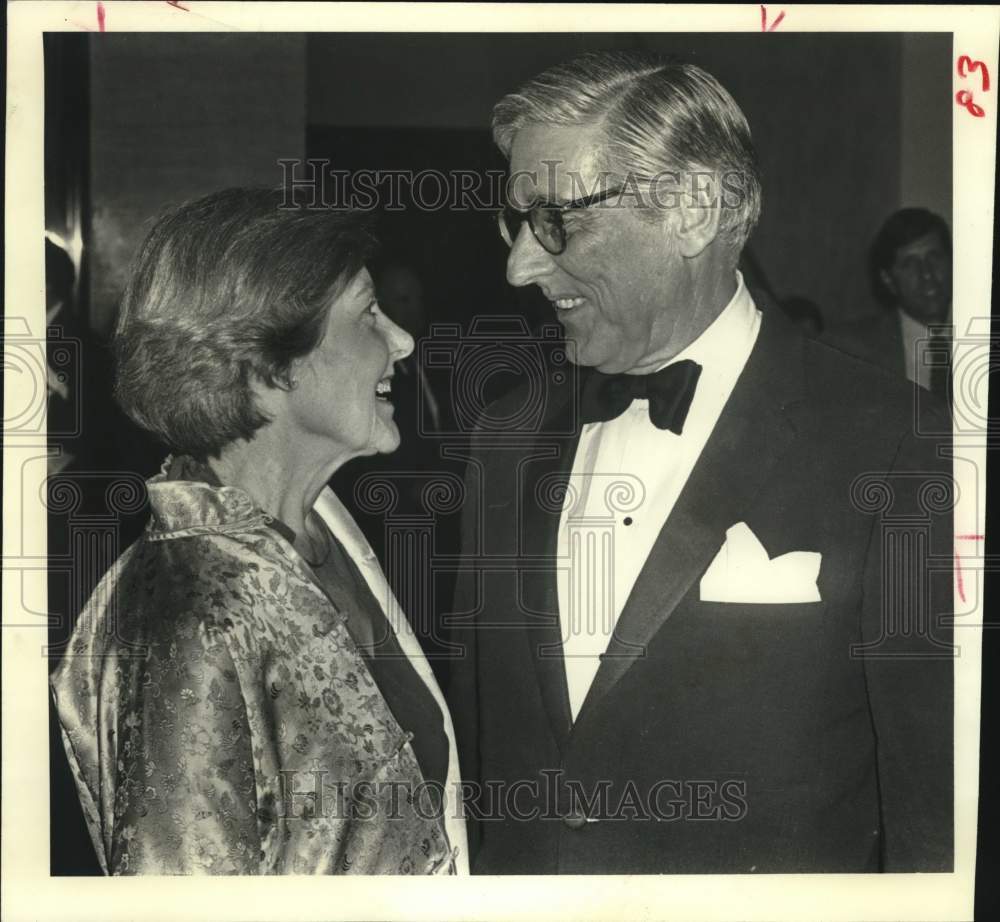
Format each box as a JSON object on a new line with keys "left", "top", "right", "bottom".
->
{"left": 273, "top": 370, "right": 300, "bottom": 392}
{"left": 250, "top": 367, "right": 294, "bottom": 418}
{"left": 879, "top": 268, "right": 898, "bottom": 298}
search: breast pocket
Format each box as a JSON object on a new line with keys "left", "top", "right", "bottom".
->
{"left": 691, "top": 600, "right": 833, "bottom": 668}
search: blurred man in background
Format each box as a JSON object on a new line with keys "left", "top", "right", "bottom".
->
{"left": 837, "top": 208, "right": 952, "bottom": 397}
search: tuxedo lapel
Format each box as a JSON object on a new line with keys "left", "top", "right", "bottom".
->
{"left": 574, "top": 312, "right": 808, "bottom": 727}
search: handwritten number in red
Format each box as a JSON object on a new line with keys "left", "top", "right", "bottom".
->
{"left": 958, "top": 55, "right": 990, "bottom": 91}
{"left": 956, "top": 55, "right": 990, "bottom": 118}
{"left": 956, "top": 89, "right": 986, "bottom": 118}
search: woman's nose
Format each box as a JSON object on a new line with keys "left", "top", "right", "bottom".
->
{"left": 385, "top": 316, "right": 415, "bottom": 361}
{"left": 506, "top": 222, "right": 554, "bottom": 289}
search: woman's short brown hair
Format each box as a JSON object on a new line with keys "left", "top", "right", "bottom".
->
{"left": 114, "top": 188, "right": 377, "bottom": 459}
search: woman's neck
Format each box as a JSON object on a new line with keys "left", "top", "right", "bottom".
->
{"left": 210, "top": 422, "right": 353, "bottom": 539}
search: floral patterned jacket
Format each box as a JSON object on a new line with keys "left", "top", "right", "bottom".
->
{"left": 49, "top": 458, "right": 467, "bottom": 875}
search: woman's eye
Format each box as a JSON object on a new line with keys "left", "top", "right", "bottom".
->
{"left": 366, "top": 301, "right": 380, "bottom": 318}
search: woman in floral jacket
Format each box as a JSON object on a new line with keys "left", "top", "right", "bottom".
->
{"left": 50, "top": 188, "right": 467, "bottom": 875}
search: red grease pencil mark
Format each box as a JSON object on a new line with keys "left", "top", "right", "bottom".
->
{"left": 956, "top": 55, "right": 990, "bottom": 117}
{"left": 953, "top": 535, "right": 983, "bottom": 604}
{"left": 957, "top": 90, "right": 986, "bottom": 118}
{"left": 96, "top": 2, "right": 106, "bottom": 31}
{"left": 761, "top": 5, "right": 785, "bottom": 31}
{"left": 958, "top": 55, "right": 990, "bottom": 91}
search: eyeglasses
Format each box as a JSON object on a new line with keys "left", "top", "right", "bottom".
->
{"left": 497, "top": 186, "right": 625, "bottom": 256}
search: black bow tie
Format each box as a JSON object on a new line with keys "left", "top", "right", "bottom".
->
{"left": 579, "top": 360, "right": 702, "bottom": 433}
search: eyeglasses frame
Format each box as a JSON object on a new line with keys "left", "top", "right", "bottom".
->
{"left": 497, "top": 184, "right": 626, "bottom": 256}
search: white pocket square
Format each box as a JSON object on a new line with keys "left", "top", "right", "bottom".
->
{"left": 700, "top": 522, "right": 821, "bottom": 604}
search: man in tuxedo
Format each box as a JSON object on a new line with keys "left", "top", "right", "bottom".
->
{"left": 832, "top": 208, "right": 952, "bottom": 396}
{"left": 449, "top": 52, "right": 953, "bottom": 874}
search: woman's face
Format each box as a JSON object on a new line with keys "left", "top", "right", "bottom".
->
{"left": 287, "top": 268, "right": 414, "bottom": 457}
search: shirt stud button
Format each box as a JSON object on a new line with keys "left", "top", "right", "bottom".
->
{"left": 563, "top": 812, "right": 588, "bottom": 830}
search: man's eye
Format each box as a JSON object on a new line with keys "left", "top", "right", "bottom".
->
{"left": 561, "top": 212, "right": 585, "bottom": 235}
{"left": 366, "top": 301, "right": 380, "bottom": 317}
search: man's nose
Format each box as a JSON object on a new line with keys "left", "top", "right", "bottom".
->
{"left": 506, "top": 222, "right": 555, "bottom": 288}
{"left": 918, "top": 258, "right": 943, "bottom": 285}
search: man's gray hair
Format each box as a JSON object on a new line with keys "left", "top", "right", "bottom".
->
{"left": 492, "top": 51, "right": 762, "bottom": 254}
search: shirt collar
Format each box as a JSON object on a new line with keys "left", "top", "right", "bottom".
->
{"left": 897, "top": 308, "right": 930, "bottom": 345}
{"left": 656, "top": 270, "right": 758, "bottom": 374}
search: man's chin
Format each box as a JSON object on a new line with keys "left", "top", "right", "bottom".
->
{"left": 900, "top": 300, "right": 951, "bottom": 325}
{"left": 567, "top": 352, "right": 607, "bottom": 372}
{"left": 561, "top": 334, "right": 601, "bottom": 369}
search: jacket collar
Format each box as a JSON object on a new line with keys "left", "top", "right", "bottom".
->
{"left": 145, "top": 455, "right": 271, "bottom": 539}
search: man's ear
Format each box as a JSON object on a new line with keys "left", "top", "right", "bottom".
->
{"left": 878, "top": 268, "right": 897, "bottom": 297}
{"left": 674, "top": 173, "right": 724, "bottom": 258}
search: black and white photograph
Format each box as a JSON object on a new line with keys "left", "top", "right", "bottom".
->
{"left": 3, "top": 3, "right": 996, "bottom": 921}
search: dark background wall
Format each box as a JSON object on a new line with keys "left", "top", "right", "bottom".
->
{"left": 86, "top": 33, "right": 307, "bottom": 336}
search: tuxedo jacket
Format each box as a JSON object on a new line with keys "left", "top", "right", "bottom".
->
{"left": 824, "top": 309, "right": 906, "bottom": 378}
{"left": 448, "top": 308, "right": 953, "bottom": 874}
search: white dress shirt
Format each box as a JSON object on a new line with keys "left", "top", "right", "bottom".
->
{"left": 556, "top": 272, "right": 761, "bottom": 721}
{"left": 897, "top": 310, "right": 948, "bottom": 391}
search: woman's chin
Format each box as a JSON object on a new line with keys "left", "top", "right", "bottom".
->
{"left": 372, "top": 418, "right": 401, "bottom": 454}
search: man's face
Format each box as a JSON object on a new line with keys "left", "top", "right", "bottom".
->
{"left": 881, "top": 230, "right": 952, "bottom": 323}
{"left": 505, "top": 124, "right": 687, "bottom": 374}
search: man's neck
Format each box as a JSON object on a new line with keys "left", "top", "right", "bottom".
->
{"left": 628, "top": 268, "right": 740, "bottom": 374}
